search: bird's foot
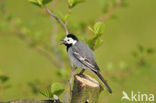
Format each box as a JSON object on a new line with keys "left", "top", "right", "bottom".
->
{"left": 78, "top": 69, "right": 85, "bottom": 76}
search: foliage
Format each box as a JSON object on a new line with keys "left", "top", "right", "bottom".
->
{"left": 29, "top": 0, "right": 53, "bottom": 7}
{"left": 40, "top": 89, "right": 53, "bottom": 99}
{"left": 0, "top": 74, "right": 9, "bottom": 83}
{"left": 0, "top": 72, "right": 11, "bottom": 99}
{"left": 40, "top": 82, "right": 65, "bottom": 100}
{"left": 132, "top": 44, "right": 155, "bottom": 66}
{"left": 51, "top": 82, "right": 65, "bottom": 96}
{"left": 68, "top": 0, "right": 86, "bottom": 8}
{"left": 87, "top": 22, "right": 104, "bottom": 50}
{"left": 28, "top": 80, "right": 42, "bottom": 95}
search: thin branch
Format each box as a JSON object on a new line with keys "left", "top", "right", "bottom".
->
{"left": 97, "top": 0, "right": 124, "bottom": 22}
{"left": 0, "top": 0, "right": 63, "bottom": 68}
{"left": 90, "top": 0, "right": 124, "bottom": 51}
{"left": 44, "top": 6, "right": 69, "bottom": 35}
{"left": 17, "top": 30, "right": 61, "bottom": 68}
{"left": 51, "top": 21, "right": 64, "bottom": 68}
{"left": 91, "top": 36, "right": 99, "bottom": 51}
{"left": 16, "top": 25, "right": 62, "bottom": 68}
{"left": 0, "top": 0, "right": 7, "bottom": 14}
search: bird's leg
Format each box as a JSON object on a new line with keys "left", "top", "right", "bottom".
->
{"left": 79, "top": 69, "right": 85, "bottom": 75}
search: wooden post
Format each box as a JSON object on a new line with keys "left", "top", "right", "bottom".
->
{"left": 71, "top": 74, "right": 103, "bottom": 103}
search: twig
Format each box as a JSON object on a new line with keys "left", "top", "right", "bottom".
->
{"left": 17, "top": 26, "right": 62, "bottom": 68}
{"left": 11, "top": 21, "right": 61, "bottom": 68}
{"left": 90, "top": 0, "right": 124, "bottom": 51}
{"left": 51, "top": 21, "right": 64, "bottom": 68}
{"left": 91, "top": 36, "right": 98, "bottom": 51}
{"left": 0, "top": 0, "right": 7, "bottom": 14}
{"left": 0, "top": 0, "right": 62, "bottom": 68}
{"left": 44, "top": 6, "right": 69, "bottom": 35}
{"left": 17, "top": 31, "right": 61, "bottom": 68}
{"left": 97, "top": 0, "right": 124, "bottom": 22}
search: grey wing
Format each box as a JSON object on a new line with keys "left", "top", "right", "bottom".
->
{"left": 71, "top": 41, "right": 100, "bottom": 72}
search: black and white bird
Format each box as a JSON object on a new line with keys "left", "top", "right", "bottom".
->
{"left": 61, "top": 34, "right": 112, "bottom": 93}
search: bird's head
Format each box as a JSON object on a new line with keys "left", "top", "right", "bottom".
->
{"left": 61, "top": 34, "right": 79, "bottom": 46}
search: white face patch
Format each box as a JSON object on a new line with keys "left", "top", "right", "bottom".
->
{"left": 64, "top": 37, "right": 77, "bottom": 45}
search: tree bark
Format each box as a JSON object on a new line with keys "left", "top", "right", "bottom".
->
{"left": 71, "top": 74, "right": 103, "bottom": 103}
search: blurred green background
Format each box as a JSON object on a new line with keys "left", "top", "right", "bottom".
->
{"left": 0, "top": 0, "right": 156, "bottom": 102}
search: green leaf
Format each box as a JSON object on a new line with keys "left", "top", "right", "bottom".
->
{"left": 74, "top": 0, "right": 86, "bottom": 5}
{"left": 88, "top": 26, "right": 95, "bottom": 35}
{"left": 88, "top": 22, "right": 105, "bottom": 50}
{"left": 51, "top": 83, "right": 65, "bottom": 96}
{"left": 87, "top": 36, "right": 97, "bottom": 49}
{"left": 68, "top": 0, "right": 86, "bottom": 8}
{"left": 63, "top": 13, "right": 70, "bottom": 22}
{"left": 29, "top": 0, "right": 52, "bottom": 7}
{"left": 29, "top": 0, "right": 42, "bottom": 7}
{"left": 42, "top": 0, "right": 52, "bottom": 5}
{"left": 28, "top": 80, "right": 41, "bottom": 94}
{"left": 88, "top": 22, "right": 105, "bottom": 36}
{"left": 68, "top": 0, "right": 74, "bottom": 8}
{"left": 0, "top": 75, "right": 9, "bottom": 83}
{"left": 40, "top": 89, "right": 53, "bottom": 99}
{"left": 93, "top": 22, "right": 104, "bottom": 36}
{"left": 147, "top": 48, "right": 154, "bottom": 54}
{"left": 138, "top": 44, "right": 144, "bottom": 53}
{"left": 94, "top": 38, "right": 104, "bottom": 50}
{"left": 87, "top": 35, "right": 103, "bottom": 50}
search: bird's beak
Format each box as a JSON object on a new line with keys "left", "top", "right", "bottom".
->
{"left": 60, "top": 40, "right": 65, "bottom": 45}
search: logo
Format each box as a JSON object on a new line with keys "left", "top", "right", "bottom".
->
{"left": 121, "top": 91, "right": 155, "bottom": 102}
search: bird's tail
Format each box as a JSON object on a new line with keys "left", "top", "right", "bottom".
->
{"left": 93, "top": 71, "right": 112, "bottom": 93}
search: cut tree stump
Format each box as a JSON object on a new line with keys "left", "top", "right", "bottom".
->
{"left": 71, "top": 74, "right": 103, "bottom": 103}
{"left": 0, "top": 74, "right": 103, "bottom": 103}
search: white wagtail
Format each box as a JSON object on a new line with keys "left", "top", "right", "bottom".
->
{"left": 61, "top": 34, "right": 112, "bottom": 93}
